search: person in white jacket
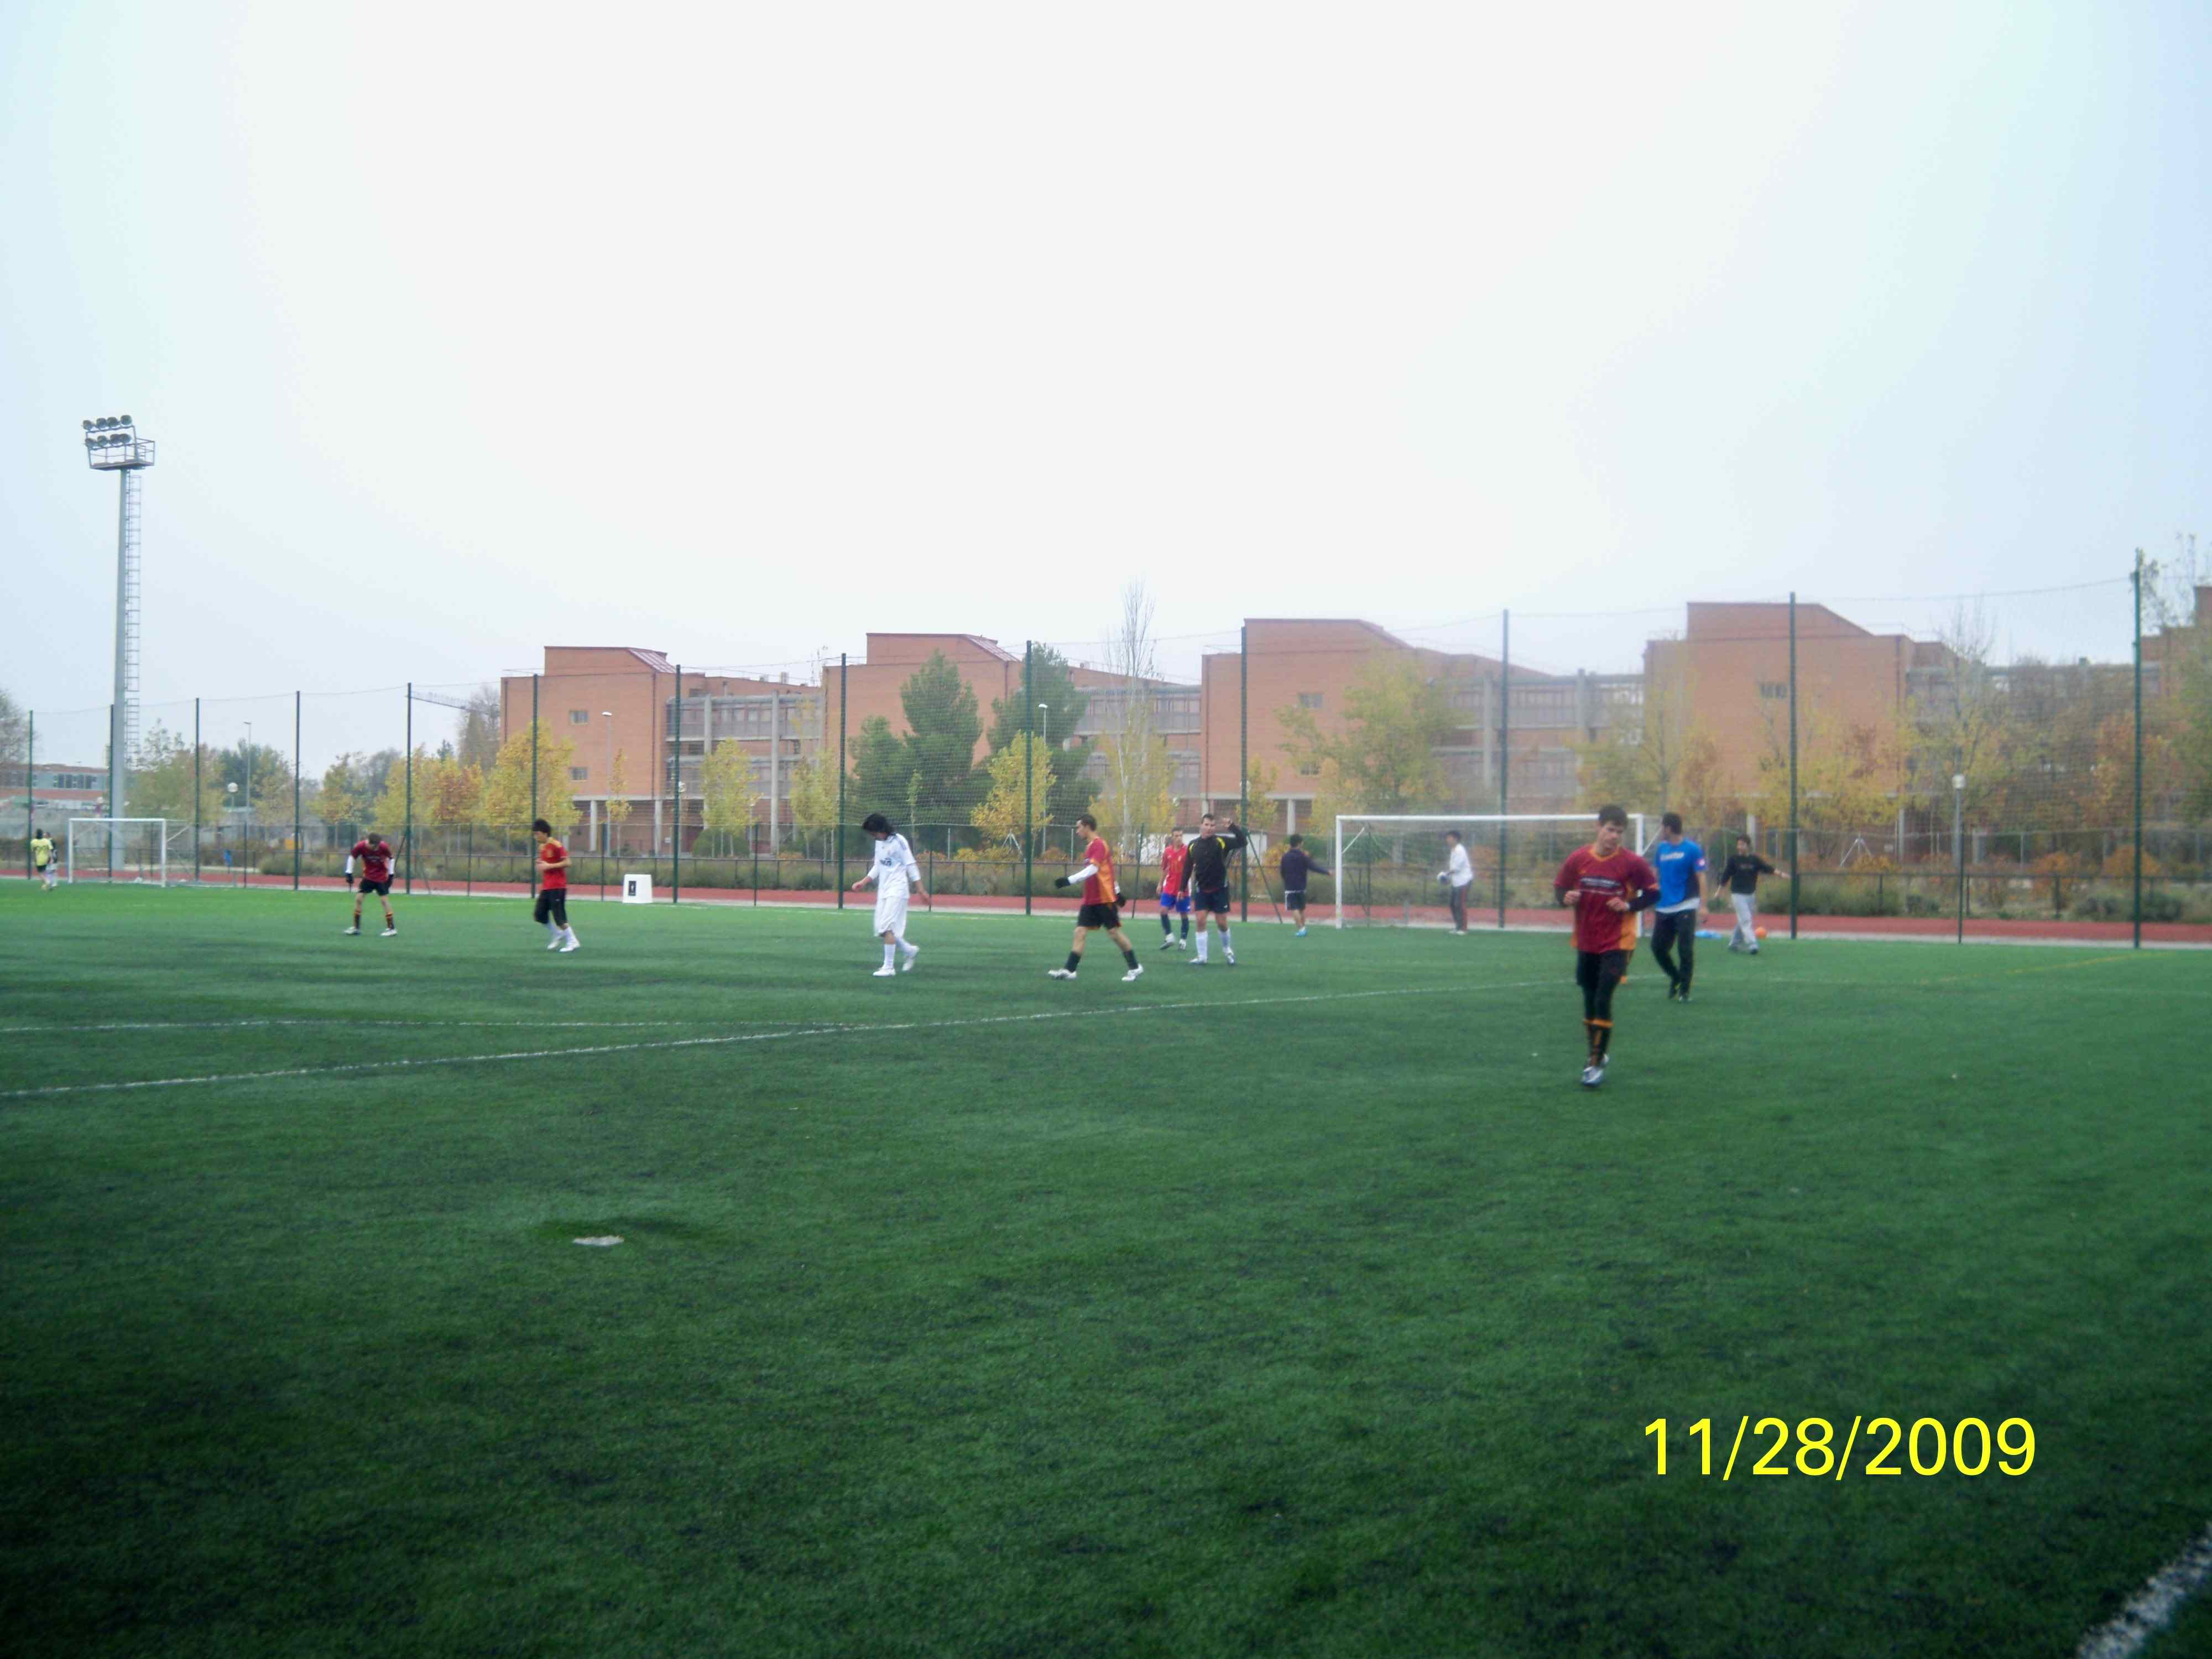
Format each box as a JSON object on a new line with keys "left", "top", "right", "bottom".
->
{"left": 849, "top": 812, "right": 928, "bottom": 977}
{"left": 1437, "top": 828, "right": 1474, "bottom": 934}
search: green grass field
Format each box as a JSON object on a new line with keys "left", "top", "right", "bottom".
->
{"left": 4, "top": 883, "right": 2209, "bottom": 1657}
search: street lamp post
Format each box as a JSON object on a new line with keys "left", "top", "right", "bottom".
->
{"left": 82, "top": 414, "right": 154, "bottom": 878}
{"left": 603, "top": 712, "right": 615, "bottom": 853}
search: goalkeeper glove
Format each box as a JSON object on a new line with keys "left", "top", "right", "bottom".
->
{"left": 1053, "top": 875, "right": 1071, "bottom": 889}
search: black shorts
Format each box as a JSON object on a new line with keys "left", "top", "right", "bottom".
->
{"left": 1284, "top": 888, "right": 1306, "bottom": 911}
{"left": 534, "top": 888, "right": 570, "bottom": 925}
{"left": 1575, "top": 949, "right": 1629, "bottom": 990}
{"left": 1195, "top": 886, "right": 1231, "bottom": 915}
{"left": 358, "top": 878, "right": 392, "bottom": 898}
{"left": 1651, "top": 910, "right": 1696, "bottom": 947}
{"left": 1077, "top": 901, "right": 1121, "bottom": 931}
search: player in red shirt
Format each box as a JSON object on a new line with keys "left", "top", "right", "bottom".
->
{"left": 343, "top": 831, "right": 398, "bottom": 937}
{"left": 1047, "top": 814, "right": 1144, "bottom": 983}
{"left": 1553, "top": 804, "right": 1660, "bottom": 1088}
{"left": 532, "top": 817, "right": 580, "bottom": 953}
{"left": 1155, "top": 828, "right": 1192, "bottom": 951}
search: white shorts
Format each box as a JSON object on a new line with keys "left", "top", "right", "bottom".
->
{"left": 872, "top": 885, "right": 909, "bottom": 936}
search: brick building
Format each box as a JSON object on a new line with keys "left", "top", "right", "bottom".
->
{"left": 1193, "top": 620, "right": 1634, "bottom": 831}
{"left": 1645, "top": 603, "right": 1955, "bottom": 801}
{"left": 500, "top": 648, "right": 813, "bottom": 852}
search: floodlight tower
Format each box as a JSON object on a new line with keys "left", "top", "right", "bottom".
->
{"left": 82, "top": 414, "right": 156, "bottom": 830}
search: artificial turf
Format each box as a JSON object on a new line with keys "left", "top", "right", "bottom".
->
{"left": 2, "top": 883, "right": 2208, "bottom": 1657}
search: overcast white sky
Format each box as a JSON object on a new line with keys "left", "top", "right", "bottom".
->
{"left": 3, "top": 1, "right": 2205, "bottom": 758}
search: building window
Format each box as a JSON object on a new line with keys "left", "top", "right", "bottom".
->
{"left": 1297, "top": 692, "right": 1323, "bottom": 709}
{"left": 1297, "top": 761, "right": 1321, "bottom": 778}
{"left": 1759, "top": 682, "right": 1789, "bottom": 701}
{"left": 570, "top": 766, "right": 589, "bottom": 781}
{"left": 570, "top": 709, "right": 590, "bottom": 724}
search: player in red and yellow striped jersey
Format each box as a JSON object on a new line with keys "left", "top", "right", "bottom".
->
{"left": 1047, "top": 815, "right": 1144, "bottom": 984}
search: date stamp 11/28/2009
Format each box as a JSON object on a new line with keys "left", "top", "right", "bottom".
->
{"left": 1645, "top": 1416, "right": 2034, "bottom": 1480}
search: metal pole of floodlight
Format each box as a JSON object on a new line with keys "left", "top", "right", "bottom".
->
{"left": 603, "top": 711, "right": 615, "bottom": 854}
{"left": 82, "top": 414, "right": 155, "bottom": 875}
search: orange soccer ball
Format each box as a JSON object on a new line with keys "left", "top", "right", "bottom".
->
{"left": 1754, "top": 926, "right": 1767, "bottom": 940}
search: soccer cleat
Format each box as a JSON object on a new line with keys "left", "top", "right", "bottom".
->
{"left": 901, "top": 948, "right": 919, "bottom": 973}
{"left": 547, "top": 938, "right": 562, "bottom": 950}
{"left": 342, "top": 926, "right": 360, "bottom": 935}
{"left": 559, "top": 937, "right": 580, "bottom": 953}
{"left": 1579, "top": 1063, "right": 1603, "bottom": 1088}
{"left": 1186, "top": 956, "right": 1207, "bottom": 967}
{"left": 1157, "top": 936, "right": 1178, "bottom": 951}
{"left": 1121, "top": 964, "right": 1144, "bottom": 983}
{"left": 381, "top": 927, "right": 398, "bottom": 938}
{"left": 1294, "top": 926, "right": 1307, "bottom": 937}
{"left": 1047, "top": 967, "right": 1077, "bottom": 980}
{"left": 1224, "top": 950, "right": 1237, "bottom": 966}
{"left": 872, "top": 964, "right": 897, "bottom": 977}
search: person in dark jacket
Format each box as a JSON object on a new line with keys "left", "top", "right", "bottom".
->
{"left": 1183, "top": 813, "right": 1248, "bottom": 966}
{"left": 1278, "top": 833, "right": 1331, "bottom": 937}
{"left": 1714, "top": 833, "right": 1782, "bottom": 954}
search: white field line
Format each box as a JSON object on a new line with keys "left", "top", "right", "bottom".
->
{"left": 2074, "top": 1521, "right": 2212, "bottom": 1659}
{"left": 0, "top": 1018, "right": 805, "bottom": 1036}
{"left": 0, "top": 979, "right": 1550, "bottom": 1103}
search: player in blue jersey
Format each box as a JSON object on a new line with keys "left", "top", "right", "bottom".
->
{"left": 1646, "top": 813, "right": 1706, "bottom": 1001}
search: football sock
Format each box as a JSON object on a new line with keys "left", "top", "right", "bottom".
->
{"left": 1063, "top": 951, "right": 1081, "bottom": 973}
{"left": 1219, "top": 926, "right": 1232, "bottom": 950}
{"left": 1120, "top": 946, "right": 1138, "bottom": 968}
{"left": 1180, "top": 917, "right": 1190, "bottom": 940}
{"left": 1193, "top": 935, "right": 1208, "bottom": 961}
{"left": 1583, "top": 1019, "right": 1597, "bottom": 1061}
{"left": 1592, "top": 1018, "right": 1613, "bottom": 1058}
{"left": 883, "top": 943, "right": 897, "bottom": 968}
{"left": 1160, "top": 914, "right": 1173, "bottom": 937}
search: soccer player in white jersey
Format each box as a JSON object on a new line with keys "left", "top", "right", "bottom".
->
{"left": 1436, "top": 828, "right": 1474, "bottom": 934}
{"left": 850, "top": 811, "right": 927, "bottom": 977}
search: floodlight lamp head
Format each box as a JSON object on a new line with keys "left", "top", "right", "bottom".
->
{"left": 81, "top": 419, "right": 93, "bottom": 431}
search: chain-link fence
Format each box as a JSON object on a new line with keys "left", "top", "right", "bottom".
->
{"left": 7, "top": 558, "right": 2206, "bottom": 940}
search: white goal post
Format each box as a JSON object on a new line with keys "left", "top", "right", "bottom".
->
{"left": 1332, "top": 812, "right": 1647, "bottom": 929}
{"left": 65, "top": 817, "right": 171, "bottom": 886}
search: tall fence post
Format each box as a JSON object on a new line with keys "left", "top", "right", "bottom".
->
{"left": 1954, "top": 765, "right": 1966, "bottom": 945}
{"left": 191, "top": 700, "right": 199, "bottom": 882}
{"left": 293, "top": 690, "right": 302, "bottom": 890}
{"left": 672, "top": 664, "right": 682, "bottom": 904}
{"left": 836, "top": 653, "right": 848, "bottom": 907}
{"left": 404, "top": 685, "right": 415, "bottom": 895}
{"left": 23, "top": 709, "right": 32, "bottom": 880}
{"left": 1498, "top": 608, "right": 1510, "bottom": 930}
{"left": 2133, "top": 550, "right": 2145, "bottom": 950}
{"left": 1023, "top": 641, "right": 1035, "bottom": 918}
{"left": 1787, "top": 591, "right": 1799, "bottom": 940}
{"left": 1238, "top": 622, "right": 1249, "bottom": 921}
{"left": 530, "top": 672, "right": 540, "bottom": 898}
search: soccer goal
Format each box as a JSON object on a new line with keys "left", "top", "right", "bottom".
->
{"left": 1332, "top": 813, "right": 1647, "bottom": 929}
{"left": 66, "top": 817, "right": 172, "bottom": 885}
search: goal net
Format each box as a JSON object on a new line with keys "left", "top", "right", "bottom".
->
{"left": 1333, "top": 813, "right": 1648, "bottom": 929}
{"left": 66, "top": 817, "right": 172, "bottom": 885}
